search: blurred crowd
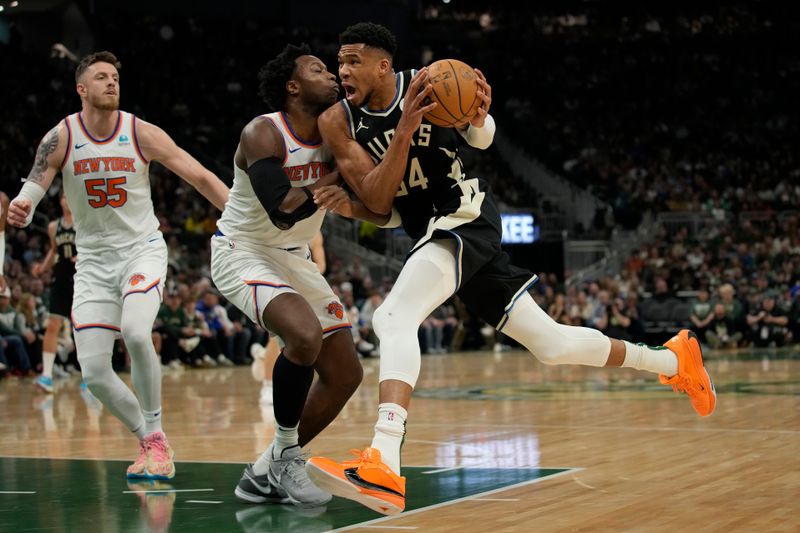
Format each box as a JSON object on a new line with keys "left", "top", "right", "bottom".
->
{"left": 1, "top": 4, "right": 799, "bottom": 380}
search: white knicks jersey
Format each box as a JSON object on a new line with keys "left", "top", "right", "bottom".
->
{"left": 217, "top": 111, "right": 333, "bottom": 251}
{"left": 61, "top": 111, "right": 159, "bottom": 253}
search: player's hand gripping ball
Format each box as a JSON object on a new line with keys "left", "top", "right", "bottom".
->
{"left": 422, "top": 59, "right": 481, "bottom": 128}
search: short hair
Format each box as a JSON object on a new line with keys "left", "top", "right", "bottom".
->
{"left": 339, "top": 22, "right": 397, "bottom": 57}
{"left": 258, "top": 43, "right": 311, "bottom": 111}
{"left": 75, "top": 51, "right": 121, "bottom": 83}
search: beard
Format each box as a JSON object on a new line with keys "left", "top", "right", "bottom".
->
{"left": 91, "top": 93, "right": 120, "bottom": 111}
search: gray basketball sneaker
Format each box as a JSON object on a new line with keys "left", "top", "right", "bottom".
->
{"left": 268, "top": 445, "right": 332, "bottom": 508}
{"left": 235, "top": 462, "right": 291, "bottom": 504}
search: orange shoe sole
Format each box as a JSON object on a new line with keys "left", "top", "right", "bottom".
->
{"left": 306, "top": 457, "right": 405, "bottom": 515}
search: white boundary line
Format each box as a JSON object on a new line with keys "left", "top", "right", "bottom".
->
{"left": 0, "top": 456, "right": 578, "bottom": 471}
{"left": 330, "top": 467, "right": 582, "bottom": 532}
{"left": 0, "top": 491, "right": 36, "bottom": 494}
{"left": 185, "top": 500, "right": 223, "bottom": 504}
{"left": 123, "top": 488, "right": 214, "bottom": 494}
{"left": 421, "top": 466, "right": 462, "bottom": 475}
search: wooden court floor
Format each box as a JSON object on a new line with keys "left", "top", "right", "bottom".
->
{"left": 1, "top": 347, "right": 798, "bottom": 532}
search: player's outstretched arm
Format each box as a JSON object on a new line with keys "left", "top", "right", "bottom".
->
{"left": 318, "top": 68, "right": 437, "bottom": 214}
{"left": 8, "top": 124, "right": 67, "bottom": 228}
{"left": 135, "top": 120, "right": 230, "bottom": 211}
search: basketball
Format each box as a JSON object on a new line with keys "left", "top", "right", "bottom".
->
{"left": 422, "top": 59, "right": 481, "bottom": 128}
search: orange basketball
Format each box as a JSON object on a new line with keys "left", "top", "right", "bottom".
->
{"left": 423, "top": 59, "right": 481, "bottom": 128}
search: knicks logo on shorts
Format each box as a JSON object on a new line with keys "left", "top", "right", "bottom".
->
{"left": 326, "top": 301, "right": 344, "bottom": 320}
{"left": 128, "top": 273, "right": 147, "bottom": 287}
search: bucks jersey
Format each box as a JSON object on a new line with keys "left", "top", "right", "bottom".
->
{"left": 61, "top": 111, "right": 158, "bottom": 254}
{"left": 343, "top": 70, "right": 537, "bottom": 324}
{"left": 342, "top": 69, "right": 501, "bottom": 245}
{"left": 217, "top": 111, "right": 333, "bottom": 251}
{"left": 53, "top": 217, "right": 76, "bottom": 280}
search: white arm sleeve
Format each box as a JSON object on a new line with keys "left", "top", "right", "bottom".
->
{"left": 378, "top": 208, "right": 402, "bottom": 229}
{"left": 14, "top": 181, "right": 48, "bottom": 227}
{"left": 457, "top": 114, "right": 496, "bottom": 150}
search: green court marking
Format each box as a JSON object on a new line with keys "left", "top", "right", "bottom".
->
{"left": 0, "top": 457, "right": 570, "bottom": 532}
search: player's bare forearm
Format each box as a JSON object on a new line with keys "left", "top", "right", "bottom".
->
{"left": 137, "top": 120, "right": 229, "bottom": 211}
{"left": 319, "top": 107, "right": 409, "bottom": 214}
{"left": 313, "top": 185, "right": 390, "bottom": 225}
{"left": 189, "top": 167, "right": 230, "bottom": 211}
{"left": 24, "top": 126, "right": 61, "bottom": 189}
{"left": 350, "top": 197, "right": 391, "bottom": 226}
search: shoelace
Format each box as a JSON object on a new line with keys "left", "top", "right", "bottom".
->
{"left": 669, "top": 375, "right": 696, "bottom": 395}
{"left": 147, "top": 436, "right": 170, "bottom": 460}
{"left": 279, "top": 453, "right": 313, "bottom": 484}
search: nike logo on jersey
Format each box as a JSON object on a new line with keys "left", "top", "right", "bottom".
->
{"left": 356, "top": 118, "right": 369, "bottom": 133}
{"left": 75, "top": 142, "right": 88, "bottom": 150}
{"left": 288, "top": 147, "right": 302, "bottom": 154}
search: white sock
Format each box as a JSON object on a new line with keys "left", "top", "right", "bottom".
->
{"left": 622, "top": 341, "right": 678, "bottom": 376}
{"left": 142, "top": 407, "right": 163, "bottom": 435}
{"left": 370, "top": 403, "right": 407, "bottom": 475}
{"left": 273, "top": 423, "right": 300, "bottom": 456}
{"left": 251, "top": 424, "right": 299, "bottom": 476}
{"left": 41, "top": 351, "right": 56, "bottom": 379}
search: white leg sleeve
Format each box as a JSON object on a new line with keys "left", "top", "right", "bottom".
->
{"left": 374, "top": 240, "right": 457, "bottom": 386}
{"left": 76, "top": 327, "right": 146, "bottom": 434}
{"left": 501, "top": 293, "right": 611, "bottom": 366}
{"left": 120, "top": 290, "right": 162, "bottom": 415}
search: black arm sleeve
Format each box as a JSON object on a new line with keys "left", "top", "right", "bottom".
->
{"left": 248, "top": 157, "right": 319, "bottom": 230}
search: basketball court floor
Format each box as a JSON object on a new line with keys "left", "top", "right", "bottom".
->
{"left": 1, "top": 347, "right": 797, "bottom": 532}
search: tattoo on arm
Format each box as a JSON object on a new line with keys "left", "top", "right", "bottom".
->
{"left": 26, "top": 127, "right": 59, "bottom": 184}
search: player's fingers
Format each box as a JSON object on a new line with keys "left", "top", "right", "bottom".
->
{"left": 412, "top": 84, "right": 434, "bottom": 108}
{"left": 408, "top": 68, "right": 429, "bottom": 94}
{"left": 420, "top": 102, "right": 438, "bottom": 115}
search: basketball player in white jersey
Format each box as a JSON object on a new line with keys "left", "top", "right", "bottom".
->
{"left": 211, "top": 44, "right": 387, "bottom": 508}
{"left": 7, "top": 51, "right": 229, "bottom": 480}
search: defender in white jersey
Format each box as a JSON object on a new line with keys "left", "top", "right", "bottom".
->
{"left": 8, "top": 51, "right": 229, "bottom": 480}
{"left": 211, "top": 44, "right": 388, "bottom": 508}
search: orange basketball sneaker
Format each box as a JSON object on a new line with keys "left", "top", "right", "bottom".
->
{"left": 305, "top": 448, "right": 406, "bottom": 515}
{"left": 660, "top": 330, "right": 716, "bottom": 416}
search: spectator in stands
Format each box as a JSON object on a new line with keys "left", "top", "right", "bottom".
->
{"left": 547, "top": 293, "right": 567, "bottom": 322}
{"left": 182, "top": 294, "right": 217, "bottom": 368}
{"left": 420, "top": 303, "right": 458, "bottom": 354}
{"left": 622, "top": 294, "right": 645, "bottom": 341}
{"left": 195, "top": 289, "right": 235, "bottom": 366}
{"left": 689, "top": 288, "right": 714, "bottom": 342}
{"left": 156, "top": 291, "right": 205, "bottom": 368}
{"left": 0, "top": 287, "right": 32, "bottom": 375}
{"left": 16, "top": 293, "right": 44, "bottom": 371}
{"left": 715, "top": 283, "right": 745, "bottom": 337}
{"left": 358, "top": 289, "right": 383, "bottom": 351}
{"left": 746, "top": 293, "right": 789, "bottom": 348}
{"left": 789, "top": 285, "right": 800, "bottom": 344}
{"left": 569, "top": 290, "right": 593, "bottom": 326}
{"left": 705, "top": 303, "right": 743, "bottom": 350}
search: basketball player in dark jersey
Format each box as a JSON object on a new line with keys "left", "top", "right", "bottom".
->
{"left": 306, "top": 22, "right": 716, "bottom": 515}
{"left": 33, "top": 191, "right": 76, "bottom": 393}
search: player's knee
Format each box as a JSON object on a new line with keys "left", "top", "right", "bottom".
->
{"left": 373, "top": 304, "right": 412, "bottom": 338}
{"left": 121, "top": 323, "right": 153, "bottom": 354}
{"left": 530, "top": 336, "right": 581, "bottom": 366}
{"left": 283, "top": 327, "right": 322, "bottom": 366}
{"left": 80, "top": 356, "right": 113, "bottom": 391}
